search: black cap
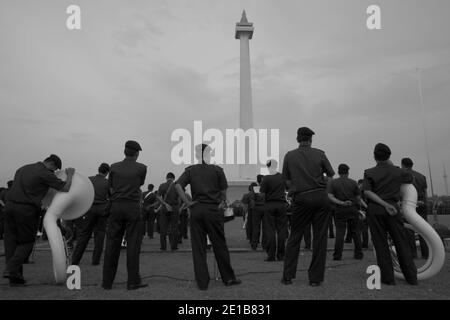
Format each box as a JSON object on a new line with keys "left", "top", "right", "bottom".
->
{"left": 338, "top": 163, "right": 350, "bottom": 174}
{"left": 297, "top": 127, "right": 315, "bottom": 137}
{"left": 125, "top": 140, "right": 142, "bottom": 151}
{"left": 401, "top": 157, "right": 414, "bottom": 168}
{"left": 374, "top": 143, "right": 391, "bottom": 160}
{"left": 46, "top": 154, "right": 62, "bottom": 169}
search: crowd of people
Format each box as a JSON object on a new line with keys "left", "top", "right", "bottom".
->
{"left": 0, "top": 126, "right": 430, "bottom": 290}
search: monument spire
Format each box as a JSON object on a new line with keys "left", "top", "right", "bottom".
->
{"left": 235, "top": 10, "right": 255, "bottom": 180}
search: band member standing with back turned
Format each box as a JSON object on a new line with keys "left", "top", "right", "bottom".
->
{"left": 175, "top": 144, "right": 241, "bottom": 290}
{"left": 71, "top": 163, "right": 110, "bottom": 266}
{"left": 157, "top": 173, "right": 180, "bottom": 251}
{"left": 327, "top": 164, "right": 364, "bottom": 261}
{"left": 363, "top": 143, "right": 417, "bottom": 285}
{"left": 4, "top": 155, "right": 74, "bottom": 286}
{"left": 281, "top": 127, "right": 335, "bottom": 286}
{"left": 401, "top": 157, "right": 429, "bottom": 259}
{"left": 102, "top": 140, "right": 147, "bottom": 290}
{"left": 142, "top": 184, "right": 157, "bottom": 239}
{"left": 260, "top": 159, "right": 288, "bottom": 262}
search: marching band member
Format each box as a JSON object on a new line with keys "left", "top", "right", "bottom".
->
{"left": 281, "top": 127, "right": 335, "bottom": 286}
{"left": 260, "top": 159, "right": 288, "bottom": 262}
{"left": 327, "top": 164, "right": 363, "bottom": 261}
{"left": 175, "top": 144, "right": 241, "bottom": 290}
{"left": 401, "top": 157, "right": 429, "bottom": 259}
{"left": 102, "top": 140, "right": 147, "bottom": 290}
{"left": 3, "top": 155, "right": 74, "bottom": 286}
{"left": 71, "top": 163, "right": 110, "bottom": 266}
{"left": 363, "top": 143, "right": 417, "bottom": 285}
{"left": 157, "top": 172, "right": 180, "bottom": 251}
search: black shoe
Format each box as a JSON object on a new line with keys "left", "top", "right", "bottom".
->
{"left": 362, "top": 246, "right": 368, "bottom": 249}
{"left": 127, "top": 283, "right": 148, "bottom": 290}
{"left": 329, "top": 235, "right": 335, "bottom": 239}
{"left": 333, "top": 257, "right": 342, "bottom": 261}
{"left": 304, "top": 247, "right": 311, "bottom": 250}
{"left": 354, "top": 255, "right": 364, "bottom": 260}
{"left": 264, "top": 257, "right": 276, "bottom": 262}
{"left": 381, "top": 280, "right": 395, "bottom": 286}
{"left": 281, "top": 278, "right": 292, "bottom": 285}
{"left": 102, "top": 284, "right": 112, "bottom": 290}
{"left": 224, "top": 279, "right": 241, "bottom": 287}
{"left": 171, "top": 247, "right": 178, "bottom": 252}
{"left": 251, "top": 245, "right": 257, "bottom": 251}
{"left": 309, "top": 281, "right": 321, "bottom": 287}
{"left": 206, "top": 244, "right": 212, "bottom": 250}
{"left": 3, "top": 270, "right": 9, "bottom": 279}
{"left": 91, "top": 262, "right": 100, "bottom": 266}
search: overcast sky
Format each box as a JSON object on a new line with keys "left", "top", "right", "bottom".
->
{"left": 1, "top": 0, "right": 449, "bottom": 195}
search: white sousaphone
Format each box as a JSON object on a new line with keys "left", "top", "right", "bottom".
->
{"left": 41, "top": 170, "right": 94, "bottom": 284}
{"left": 387, "top": 184, "right": 445, "bottom": 280}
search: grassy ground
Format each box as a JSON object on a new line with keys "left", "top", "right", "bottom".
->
{"left": 0, "top": 216, "right": 449, "bottom": 300}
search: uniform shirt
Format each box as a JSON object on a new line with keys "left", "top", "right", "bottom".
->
{"left": 327, "top": 176, "right": 361, "bottom": 206}
{"left": 260, "top": 173, "right": 286, "bottom": 202}
{"left": 109, "top": 158, "right": 147, "bottom": 203}
{"left": 177, "top": 164, "right": 228, "bottom": 205}
{"left": 363, "top": 162, "right": 413, "bottom": 204}
{"left": 282, "top": 144, "right": 335, "bottom": 194}
{"left": 407, "top": 169, "right": 427, "bottom": 201}
{"left": 8, "top": 162, "right": 66, "bottom": 207}
{"left": 89, "top": 174, "right": 109, "bottom": 205}
{"left": 157, "top": 181, "right": 179, "bottom": 206}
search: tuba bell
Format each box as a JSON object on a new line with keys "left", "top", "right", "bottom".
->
{"left": 42, "top": 170, "right": 94, "bottom": 284}
{"left": 390, "top": 184, "right": 446, "bottom": 280}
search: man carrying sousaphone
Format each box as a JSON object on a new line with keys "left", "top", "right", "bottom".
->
{"left": 175, "top": 143, "right": 241, "bottom": 290}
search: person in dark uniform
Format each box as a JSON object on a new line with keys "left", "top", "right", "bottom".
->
{"left": 142, "top": 184, "right": 157, "bottom": 239}
{"left": 0, "top": 181, "right": 13, "bottom": 240}
{"left": 260, "top": 159, "right": 288, "bottom": 261}
{"left": 3, "top": 155, "right": 74, "bottom": 286}
{"left": 250, "top": 175, "right": 266, "bottom": 251}
{"left": 363, "top": 143, "right": 417, "bottom": 285}
{"left": 357, "top": 179, "right": 370, "bottom": 248}
{"left": 241, "top": 183, "right": 257, "bottom": 243}
{"left": 178, "top": 192, "right": 191, "bottom": 241}
{"left": 157, "top": 172, "right": 180, "bottom": 251}
{"left": 401, "top": 157, "right": 428, "bottom": 259}
{"left": 281, "top": 127, "right": 335, "bottom": 286}
{"left": 71, "top": 163, "right": 110, "bottom": 266}
{"left": 327, "top": 164, "right": 364, "bottom": 261}
{"left": 175, "top": 143, "right": 241, "bottom": 290}
{"left": 102, "top": 140, "right": 147, "bottom": 290}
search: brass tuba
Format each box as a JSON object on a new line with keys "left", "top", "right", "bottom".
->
{"left": 390, "top": 184, "right": 446, "bottom": 280}
{"left": 42, "top": 170, "right": 94, "bottom": 284}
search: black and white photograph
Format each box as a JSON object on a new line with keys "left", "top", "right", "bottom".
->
{"left": 0, "top": 0, "right": 449, "bottom": 310}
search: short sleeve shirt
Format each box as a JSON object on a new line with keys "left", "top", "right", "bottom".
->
{"left": 89, "top": 174, "right": 110, "bottom": 205}
{"left": 260, "top": 173, "right": 286, "bottom": 202}
{"left": 8, "top": 162, "right": 66, "bottom": 207}
{"left": 177, "top": 164, "right": 228, "bottom": 204}
{"left": 109, "top": 159, "right": 147, "bottom": 202}
{"left": 363, "top": 162, "right": 413, "bottom": 203}
{"left": 327, "top": 177, "right": 361, "bottom": 204}
{"left": 282, "top": 145, "right": 335, "bottom": 194}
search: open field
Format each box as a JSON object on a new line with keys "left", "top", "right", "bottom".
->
{"left": 0, "top": 216, "right": 449, "bottom": 300}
